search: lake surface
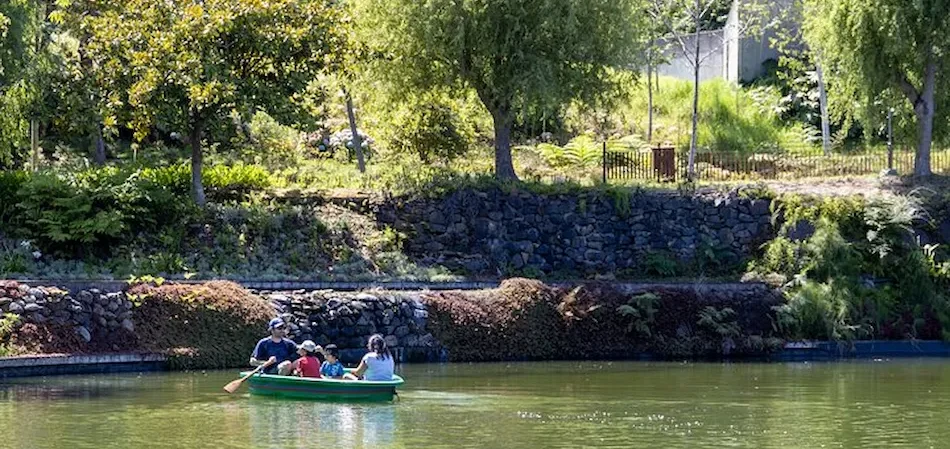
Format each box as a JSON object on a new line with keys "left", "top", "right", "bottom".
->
{"left": 0, "top": 360, "right": 949, "bottom": 448}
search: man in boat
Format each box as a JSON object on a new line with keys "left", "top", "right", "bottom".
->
{"left": 249, "top": 318, "right": 299, "bottom": 375}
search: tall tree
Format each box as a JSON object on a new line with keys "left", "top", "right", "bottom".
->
{"left": 0, "top": 0, "right": 46, "bottom": 167}
{"left": 50, "top": 1, "right": 118, "bottom": 165}
{"left": 356, "top": 0, "right": 646, "bottom": 181}
{"left": 771, "top": 0, "right": 831, "bottom": 154}
{"left": 803, "top": 0, "right": 950, "bottom": 177}
{"left": 85, "top": 0, "right": 343, "bottom": 205}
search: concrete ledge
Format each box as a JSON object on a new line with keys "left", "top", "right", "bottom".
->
{"left": 8, "top": 279, "right": 763, "bottom": 293}
{"left": 775, "top": 340, "right": 950, "bottom": 361}
{"left": 0, "top": 353, "right": 168, "bottom": 378}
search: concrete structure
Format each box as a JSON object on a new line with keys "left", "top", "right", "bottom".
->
{"left": 655, "top": 30, "right": 727, "bottom": 82}
{"left": 657, "top": 0, "right": 795, "bottom": 84}
{"left": 0, "top": 353, "right": 167, "bottom": 378}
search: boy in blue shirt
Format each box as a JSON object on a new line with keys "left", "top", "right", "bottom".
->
{"left": 320, "top": 344, "right": 345, "bottom": 378}
{"left": 249, "top": 318, "right": 298, "bottom": 375}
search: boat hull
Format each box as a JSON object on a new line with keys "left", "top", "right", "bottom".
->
{"left": 239, "top": 372, "right": 404, "bottom": 402}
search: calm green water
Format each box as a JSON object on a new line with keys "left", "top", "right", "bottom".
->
{"left": 1, "top": 360, "right": 949, "bottom": 448}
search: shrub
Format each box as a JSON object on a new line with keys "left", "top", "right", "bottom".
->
{"left": 0, "top": 170, "right": 28, "bottom": 228}
{"left": 13, "top": 173, "right": 129, "bottom": 256}
{"left": 754, "top": 193, "right": 950, "bottom": 342}
{"left": 8, "top": 168, "right": 193, "bottom": 257}
{"left": 641, "top": 251, "right": 681, "bottom": 277}
{"left": 0, "top": 313, "right": 22, "bottom": 357}
{"left": 129, "top": 281, "right": 275, "bottom": 369}
{"left": 774, "top": 279, "right": 866, "bottom": 341}
{"left": 8, "top": 322, "right": 91, "bottom": 355}
{"left": 423, "top": 279, "right": 562, "bottom": 362}
{"left": 140, "top": 163, "right": 273, "bottom": 201}
{"left": 240, "top": 112, "right": 307, "bottom": 168}
{"left": 535, "top": 134, "right": 604, "bottom": 169}
{"left": 386, "top": 97, "right": 473, "bottom": 163}
{"left": 616, "top": 293, "right": 659, "bottom": 336}
{"left": 425, "top": 279, "right": 783, "bottom": 361}
{"left": 645, "top": 287, "right": 783, "bottom": 358}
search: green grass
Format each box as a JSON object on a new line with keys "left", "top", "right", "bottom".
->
{"left": 569, "top": 76, "right": 815, "bottom": 154}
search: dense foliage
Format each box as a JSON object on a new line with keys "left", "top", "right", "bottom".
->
{"left": 353, "top": 0, "right": 647, "bottom": 180}
{"left": 749, "top": 194, "right": 950, "bottom": 341}
{"left": 803, "top": 0, "right": 950, "bottom": 176}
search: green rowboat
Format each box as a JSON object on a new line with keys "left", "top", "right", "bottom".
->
{"left": 238, "top": 370, "right": 404, "bottom": 402}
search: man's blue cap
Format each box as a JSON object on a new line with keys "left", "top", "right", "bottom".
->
{"left": 268, "top": 318, "right": 286, "bottom": 329}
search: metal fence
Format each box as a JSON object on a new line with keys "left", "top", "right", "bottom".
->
{"left": 604, "top": 146, "right": 950, "bottom": 182}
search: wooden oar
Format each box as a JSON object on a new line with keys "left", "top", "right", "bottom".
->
{"left": 223, "top": 362, "right": 271, "bottom": 394}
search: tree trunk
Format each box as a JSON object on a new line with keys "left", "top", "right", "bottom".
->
{"left": 189, "top": 123, "right": 207, "bottom": 207}
{"left": 887, "top": 108, "right": 894, "bottom": 171}
{"left": 30, "top": 3, "right": 44, "bottom": 171}
{"left": 492, "top": 109, "right": 518, "bottom": 181}
{"left": 647, "top": 64, "right": 654, "bottom": 143}
{"left": 30, "top": 120, "right": 39, "bottom": 171}
{"left": 915, "top": 99, "right": 935, "bottom": 178}
{"left": 93, "top": 124, "right": 106, "bottom": 165}
{"left": 688, "top": 2, "right": 701, "bottom": 181}
{"left": 344, "top": 88, "right": 365, "bottom": 173}
{"left": 816, "top": 62, "right": 831, "bottom": 155}
{"left": 913, "top": 61, "right": 936, "bottom": 177}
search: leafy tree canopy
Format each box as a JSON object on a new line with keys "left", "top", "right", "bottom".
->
{"left": 78, "top": 0, "right": 345, "bottom": 203}
{"left": 803, "top": 0, "right": 950, "bottom": 175}
{"left": 355, "top": 0, "right": 647, "bottom": 180}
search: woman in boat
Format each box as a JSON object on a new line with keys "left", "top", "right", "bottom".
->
{"left": 344, "top": 334, "right": 394, "bottom": 382}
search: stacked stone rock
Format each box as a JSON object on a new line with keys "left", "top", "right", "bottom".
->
{"left": 0, "top": 282, "right": 441, "bottom": 361}
{"left": 0, "top": 281, "right": 133, "bottom": 344}
{"left": 259, "top": 290, "right": 443, "bottom": 363}
{"left": 377, "top": 188, "right": 773, "bottom": 275}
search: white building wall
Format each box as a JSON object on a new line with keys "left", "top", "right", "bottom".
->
{"left": 655, "top": 30, "right": 726, "bottom": 83}
{"left": 659, "top": 0, "right": 797, "bottom": 84}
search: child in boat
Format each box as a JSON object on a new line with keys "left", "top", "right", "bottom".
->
{"left": 292, "top": 340, "right": 322, "bottom": 378}
{"left": 344, "top": 334, "right": 394, "bottom": 382}
{"left": 320, "top": 344, "right": 346, "bottom": 378}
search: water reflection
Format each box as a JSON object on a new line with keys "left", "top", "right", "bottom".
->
{"left": 0, "top": 374, "right": 145, "bottom": 401}
{"left": 248, "top": 397, "right": 396, "bottom": 449}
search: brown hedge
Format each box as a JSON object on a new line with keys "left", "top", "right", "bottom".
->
{"left": 424, "top": 278, "right": 784, "bottom": 362}
{"left": 128, "top": 281, "right": 274, "bottom": 369}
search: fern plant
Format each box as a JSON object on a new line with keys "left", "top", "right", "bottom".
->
{"left": 617, "top": 293, "right": 659, "bottom": 336}
{"left": 563, "top": 134, "right": 602, "bottom": 168}
{"left": 697, "top": 306, "right": 741, "bottom": 338}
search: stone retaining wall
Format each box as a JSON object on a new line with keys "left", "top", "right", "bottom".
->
{"left": 257, "top": 289, "right": 444, "bottom": 363}
{"left": 0, "top": 281, "right": 133, "bottom": 345}
{"left": 376, "top": 188, "right": 774, "bottom": 276}
{"left": 0, "top": 281, "right": 444, "bottom": 364}
{"left": 1, "top": 280, "right": 779, "bottom": 364}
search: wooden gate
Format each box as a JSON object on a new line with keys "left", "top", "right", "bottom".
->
{"left": 652, "top": 146, "right": 676, "bottom": 182}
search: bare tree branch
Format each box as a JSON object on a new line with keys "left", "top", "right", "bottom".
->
{"left": 648, "top": 1, "right": 697, "bottom": 67}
